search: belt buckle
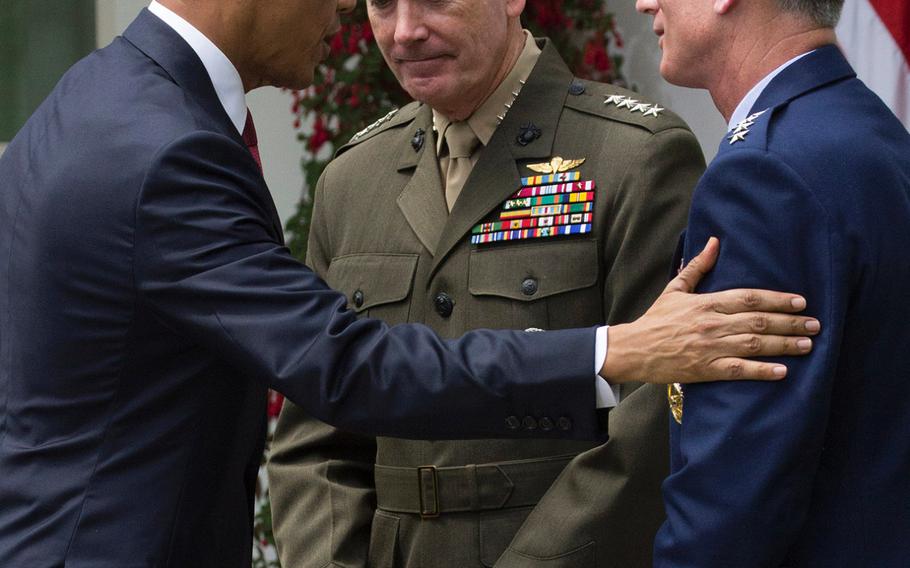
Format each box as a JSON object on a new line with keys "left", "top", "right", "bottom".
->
{"left": 417, "top": 465, "right": 440, "bottom": 519}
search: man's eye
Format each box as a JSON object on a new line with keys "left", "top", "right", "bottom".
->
{"left": 369, "top": 0, "right": 393, "bottom": 9}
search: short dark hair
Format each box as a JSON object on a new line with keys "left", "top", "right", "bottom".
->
{"left": 776, "top": 0, "right": 845, "bottom": 27}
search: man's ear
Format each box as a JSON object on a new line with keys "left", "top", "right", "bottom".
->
{"left": 507, "top": 0, "right": 527, "bottom": 19}
{"left": 714, "top": 0, "right": 735, "bottom": 15}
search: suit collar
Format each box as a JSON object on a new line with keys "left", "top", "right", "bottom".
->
{"left": 122, "top": 9, "right": 242, "bottom": 145}
{"left": 728, "top": 50, "right": 812, "bottom": 130}
{"left": 123, "top": 9, "right": 283, "bottom": 241}
{"left": 750, "top": 44, "right": 856, "bottom": 115}
{"left": 147, "top": 1, "right": 246, "bottom": 134}
{"left": 429, "top": 39, "right": 573, "bottom": 275}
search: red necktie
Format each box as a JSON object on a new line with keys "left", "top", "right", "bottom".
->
{"left": 242, "top": 110, "right": 262, "bottom": 172}
{"left": 243, "top": 110, "right": 280, "bottom": 415}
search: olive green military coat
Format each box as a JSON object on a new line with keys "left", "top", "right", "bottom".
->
{"left": 268, "top": 41, "right": 705, "bottom": 568}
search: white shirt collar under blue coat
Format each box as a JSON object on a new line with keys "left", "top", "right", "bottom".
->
{"left": 727, "top": 51, "right": 814, "bottom": 131}
{"left": 148, "top": 1, "right": 247, "bottom": 134}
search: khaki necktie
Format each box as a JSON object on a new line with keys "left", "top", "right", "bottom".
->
{"left": 441, "top": 121, "right": 480, "bottom": 211}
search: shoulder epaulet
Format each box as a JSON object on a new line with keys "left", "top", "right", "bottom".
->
{"left": 563, "top": 79, "right": 688, "bottom": 134}
{"left": 336, "top": 102, "right": 421, "bottom": 155}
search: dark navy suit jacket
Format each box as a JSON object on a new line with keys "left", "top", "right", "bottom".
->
{"left": 655, "top": 46, "right": 910, "bottom": 567}
{"left": 0, "top": 11, "right": 600, "bottom": 567}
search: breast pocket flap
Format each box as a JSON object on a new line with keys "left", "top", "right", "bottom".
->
{"left": 468, "top": 239, "right": 598, "bottom": 302}
{"left": 326, "top": 253, "right": 419, "bottom": 313}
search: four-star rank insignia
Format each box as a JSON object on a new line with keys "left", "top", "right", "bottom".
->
{"left": 604, "top": 94, "right": 664, "bottom": 117}
{"left": 471, "top": 157, "right": 595, "bottom": 245}
{"left": 727, "top": 109, "right": 767, "bottom": 145}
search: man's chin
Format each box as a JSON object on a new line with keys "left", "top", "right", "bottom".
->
{"left": 402, "top": 77, "right": 454, "bottom": 107}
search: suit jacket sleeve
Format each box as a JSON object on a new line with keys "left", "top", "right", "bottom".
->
{"left": 653, "top": 148, "right": 845, "bottom": 567}
{"left": 496, "top": 127, "right": 704, "bottom": 566}
{"left": 132, "top": 131, "right": 601, "bottom": 441}
{"left": 269, "top": 170, "right": 377, "bottom": 568}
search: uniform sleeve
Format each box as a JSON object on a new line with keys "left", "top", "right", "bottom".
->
{"left": 269, "top": 170, "right": 377, "bottom": 568}
{"left": 653, "top": 149, "right": 846, "bottom": 567}
{"left": 496, "top": 127, "right": 704, "bottom": 566}
{"left": 133, "top": 131, "right": 601, "bottom": 441}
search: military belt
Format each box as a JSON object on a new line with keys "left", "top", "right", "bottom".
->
{"left": 374, "top": 454, "right": 576, "bottom": 519}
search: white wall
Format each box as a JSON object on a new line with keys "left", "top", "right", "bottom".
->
{"left": 612, "top": 3, "right": 726, "bottom": 161}
{"left": 95, "top": 0, "right": 306, "bottom": 228}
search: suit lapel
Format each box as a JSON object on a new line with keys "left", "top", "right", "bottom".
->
{"left": 430, "top": 41, "right": 574, "bottom": 277}
{"left": 396, "top": 105, "right": 449, "bottom": 256}
{"left": 122, "top": 9, "right": 285, "bottom": 242}
{"left": 122, "top": 9, "right": 240, "bottom": 145}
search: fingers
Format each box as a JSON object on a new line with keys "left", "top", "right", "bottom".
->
{"left": 676, "top": 334, "right": 813, "bottom": 383}
{"left": 664, "top": 236, "right": 719, "bottom": 294}
{"left": 703, "top": 358, "right": 790, "bottom": 382}
{"left": 716, "top": 333, "right": 813, "bottom": 358}
{"left": 699, "top": 288, "right": 807, "bottom": 315}
{"left": 701, "top": 312, "right": 821, "bottom": 337}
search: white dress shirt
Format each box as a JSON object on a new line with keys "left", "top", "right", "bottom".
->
{"left": 146, "top": 1, "right": 617, "bottom": 408}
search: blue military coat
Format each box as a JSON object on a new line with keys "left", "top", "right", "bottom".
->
{"left": 655, "top": 45, "right": 910, "bottom": 567}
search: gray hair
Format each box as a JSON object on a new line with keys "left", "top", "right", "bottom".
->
{"left": 776, "top": 0, "right": 845, "bottom": 27}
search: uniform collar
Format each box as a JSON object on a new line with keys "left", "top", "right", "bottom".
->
{"left": 727, "top": 50, "right": 813, "bottom": 131}
{"left": 434, "top": 31, "right": 542, "bottom": 153}
{"left": 749, "top": 44, "right": 856, "bottom": 118}
{"left": 148, "top": 1, "right": 247, "bottom": 134}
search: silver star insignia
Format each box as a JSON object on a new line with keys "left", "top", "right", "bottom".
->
{"left": 643, "top": 105, "right": 664, "bottom": 117}
{"left": 618, "top": 98, "right": 639, "bottom": 109}
{"left": 728, "top": 130, "right": 749, "bottom": 144}
{"left": 604, "top": 94, "right": 626, "bottom": 106}
{"left": 732, "top": 121, "right": 752, "bottom": 134}
{"left": 632, "top": 103, "right": 652, "bottom": 113}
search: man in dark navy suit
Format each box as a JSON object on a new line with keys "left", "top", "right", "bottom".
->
{"left": 635, "top": 0, "right": 910, "bottom": 565}
{"left": 0, "top": 0, "right": 820, "bottom": 566}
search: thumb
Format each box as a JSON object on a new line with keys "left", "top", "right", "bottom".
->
{"left": 664, "top": 236, "right": 719, "bottom": 294}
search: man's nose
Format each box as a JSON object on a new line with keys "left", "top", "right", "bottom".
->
{"left": 393, "top": 1, "right": 430, "bottom": 44}
{"left": 635, "top": 0, "right": 658, "bottom": 15}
